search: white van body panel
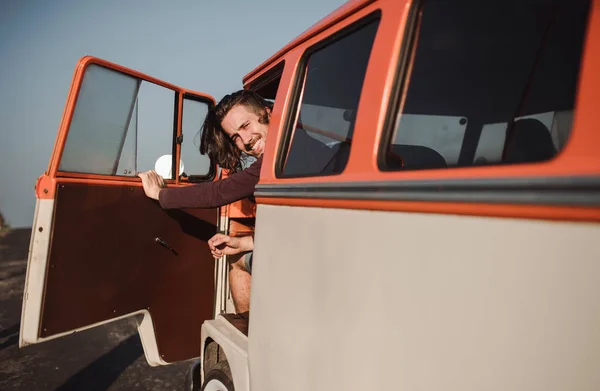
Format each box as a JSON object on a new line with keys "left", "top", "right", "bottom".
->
{"left": 249, "top": 204, "right": 600, "bottom": 391}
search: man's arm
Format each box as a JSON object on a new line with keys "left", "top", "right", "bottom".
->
{"left": 139, "top": 157, "right": 262, "bottom": 209}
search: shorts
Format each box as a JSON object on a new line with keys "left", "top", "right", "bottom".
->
{"left": 243, "top": 252, "right": 253, "bottom": 274}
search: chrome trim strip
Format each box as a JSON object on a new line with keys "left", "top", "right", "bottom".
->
{"left": 254, "top": 176, "right": 600, "bottom": 206}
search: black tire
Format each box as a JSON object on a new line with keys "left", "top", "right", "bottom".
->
{"left": 201, "top": 363, "right": 235, "bottom": 390}
{"left": 202, "top": 342, "right": 234, "bottom": 390}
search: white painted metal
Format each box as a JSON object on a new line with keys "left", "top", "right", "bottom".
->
{"left": 201, "top": 315, "right": 249, "bottom": 391}
{"left": 248, "top": 204, "right": 600, "bottom": 391}
{"left": 20, "top": 198, "right": 53, "bottom": 347}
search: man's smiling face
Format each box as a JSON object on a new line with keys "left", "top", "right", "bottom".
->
{"left": 220, "top": 104, "right": 269, "bottom": 158}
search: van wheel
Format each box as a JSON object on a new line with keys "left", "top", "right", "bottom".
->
{"left": 202, "top": 362, "right": 234, "bottom": 390}
{"left": 202, "top": 341, "right": 234, "bottom": 390}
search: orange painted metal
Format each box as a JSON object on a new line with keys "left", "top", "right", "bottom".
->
{"left": 256, "top": 0, "right": 388, "bottom": 182}
{"left": 257, "top": 0, "right": 600, "bottom": 185}
{"left": 218, "top": 169, "right": 257, "bottom": 219}
{"left": 43, "top": 0, "right": 600, "bottom": 224}
{"left": 55, "top": 171, "right": 164, "bottom": 181}
{"left": 38, "top": 175, "right": 159, "bottom": 199}
{"left": 37, "top": 175, "right": 223, "bottom": 200}
{"left": 247, "top": 0, "right": 600, "bottom": 221}
{"left": 35, "top": 175, "right": 57, "bottom": 200}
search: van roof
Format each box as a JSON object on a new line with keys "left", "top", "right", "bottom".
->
{"left": 242, "top": 0, "right": 372, "bottom": 85}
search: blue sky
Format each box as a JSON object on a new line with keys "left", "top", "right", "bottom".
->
{"left": 0, "top": 0, "right": 346, "bottom": 227}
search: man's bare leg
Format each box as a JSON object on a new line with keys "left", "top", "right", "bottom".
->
{"left": 228, "top": 255, "right": 251, "bottom": 313}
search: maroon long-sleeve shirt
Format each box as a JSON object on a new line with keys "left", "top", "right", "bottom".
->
{"left": 158, "top": 156, "right": 262, "bottom": 209}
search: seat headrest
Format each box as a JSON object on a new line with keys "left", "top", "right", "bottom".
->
{"left": 388, "top": 144, "right": 447, "bottom": 170}
{"left": 504, "top": 118, "right": 557, "bottom": 164}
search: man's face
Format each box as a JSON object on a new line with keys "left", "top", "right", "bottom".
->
{"left": 220, "top": 104, "right": 269, "bottom": 158}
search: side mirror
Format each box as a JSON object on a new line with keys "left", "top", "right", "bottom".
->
{"left": 154, "top": 154, "right": 184, "bottom": 179}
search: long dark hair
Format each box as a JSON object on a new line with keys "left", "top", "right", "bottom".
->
{"left": 200, "top": 90, "right": 273, "bottom": 173}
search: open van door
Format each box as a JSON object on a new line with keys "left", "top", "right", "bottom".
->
{"left": 19, "top": 56, "right": 218, "bottom": 366}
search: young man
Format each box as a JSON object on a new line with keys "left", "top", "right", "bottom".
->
{"left": 138, "top": 90, "right": 339, "bottom": 207}
{"left": 138, "top": 90, "right": 270, "bottom": 313}
{"left": 138, "top": 89, "right": 338, "bottom": 312}
{"left": 138, "top": 90, "right": 269, "bottom": 210}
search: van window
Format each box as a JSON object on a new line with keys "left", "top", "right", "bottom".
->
{"left": 380, "top": 0, "right": 591, "bottom": 171}
{"left": 279, "top": 15, "right": 380, "bottom": 177}
{"left": 180, "top": 96, "right": 212, "bottom": 179}
{"left": 60, "top": 64, "right": 178, "bottom": 178}
{"left": 248, "top": 61, "right": 285, "bottom": 101}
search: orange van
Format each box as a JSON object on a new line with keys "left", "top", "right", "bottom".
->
{"left": 20, "top": 0, "right": 600, "bottom": 390}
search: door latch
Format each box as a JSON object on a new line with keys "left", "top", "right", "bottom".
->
{"left": 155, "top": 237, "right": 178, "bottom": 256}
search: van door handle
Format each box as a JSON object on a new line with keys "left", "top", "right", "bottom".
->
{"left": 155, "top": 237, "right": 178, "bottom": 256}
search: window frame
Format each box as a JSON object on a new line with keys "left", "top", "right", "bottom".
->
{"left": 378, "top": 0, "right": 589, "bottom": 172}
{"left": 54, "top": 61, "right": 216, "bottom": 183}
{"left": 275, "top": 10, "right": 382, "bottom": 179}
{"left": 179, "top": 92, "right": 216, "bottom": 183}
{"left": 253, "top": 0, "right": 600, "bottom": 223}
{"left": 377, "top": 0, "right": 421, "bottom": 172}
{"left": 57, "top": 63, "right": 150, "bottom": 178}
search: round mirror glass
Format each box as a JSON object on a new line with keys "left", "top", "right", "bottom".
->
{"left": 154, "top": 154, "right": 184, "bottom": 179}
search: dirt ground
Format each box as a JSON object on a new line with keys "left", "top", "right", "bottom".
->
{"left": 0, "top": 228, "right": 194, "bottom": 391}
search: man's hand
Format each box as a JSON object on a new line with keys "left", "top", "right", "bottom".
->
{"left": 208, "top": 233, "right": 254, "bottom": 259}
{"left": 137, "top": 170, "right": 165, "bottom": 200}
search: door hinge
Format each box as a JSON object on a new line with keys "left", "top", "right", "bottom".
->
{"left": 176, "top": 134, "right": 183, "bottom": 144}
